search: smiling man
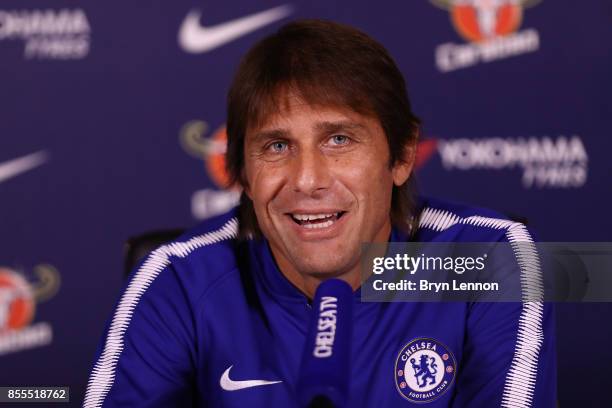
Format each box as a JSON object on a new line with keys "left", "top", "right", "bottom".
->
{"left": 85, "top": 20, "right": 555, "bottom": 407}
{"left": 242, "top": 99, "right": 411, "bottom": 297}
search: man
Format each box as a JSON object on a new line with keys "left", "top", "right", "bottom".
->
{"left": 84, "top": 20, "right": 555, "bottom": 407}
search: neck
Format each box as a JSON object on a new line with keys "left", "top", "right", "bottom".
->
{"left": 280, "top": 264, "right": 363, "bottom": 300}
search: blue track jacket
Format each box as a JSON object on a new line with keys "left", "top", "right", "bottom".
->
{"left": 84, "top": 197, "right": 556, "bottom": 407}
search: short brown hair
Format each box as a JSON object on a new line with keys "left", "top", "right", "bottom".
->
{"left": 226, "top": 19, "right": 420, "bottom": 238}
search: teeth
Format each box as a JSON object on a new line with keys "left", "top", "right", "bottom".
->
{"left": 303, "top": 220, "right": 334, "bottom": 229}
{"left": 293, "top": 213, "right": 337, "bottom": 221}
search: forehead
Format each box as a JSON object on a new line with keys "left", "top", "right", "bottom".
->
{"left": 246, "top": 89, "right": 379, "bottom": 135}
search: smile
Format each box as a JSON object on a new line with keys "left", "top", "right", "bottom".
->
{"left": 289, "top": 212, "right": 347, "bottom": 229}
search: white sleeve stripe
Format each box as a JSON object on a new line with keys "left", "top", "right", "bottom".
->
{"left": 83, "top": 218, "right": 238, "bottom": 408}
{"left": 418, "top": 208, "right": 545, "bottom": 408}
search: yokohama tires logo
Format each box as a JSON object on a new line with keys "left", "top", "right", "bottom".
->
{"left": 437, "top": 135, "right": 588, "bottom": 189}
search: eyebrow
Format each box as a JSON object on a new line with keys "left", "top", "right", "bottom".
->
{"left": 314, "top": 120, "right": 366, "bottom": 134}
{"left": 249, "top": 129, "right": 290, "bottom": 145}
{"left": 250, "top": 120, "right": 367, "bottom": 144}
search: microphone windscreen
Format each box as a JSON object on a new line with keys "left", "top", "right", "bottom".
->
{"left": 297, "top": 278, "right": 354, "bottom": 408}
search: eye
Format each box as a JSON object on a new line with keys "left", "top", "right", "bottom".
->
{"left": 267, "top": 141, "right": 288, "bottom": 153}
{"left": 330, "top": 134, "right": 350, "bottom": 146}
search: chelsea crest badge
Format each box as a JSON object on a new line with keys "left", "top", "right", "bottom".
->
{"left": 394, "top": 337, "right": 457, "bottom": 403}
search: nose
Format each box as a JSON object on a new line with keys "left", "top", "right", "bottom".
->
{"left": 290, "top": 148, "right": 332, "bottom": 195}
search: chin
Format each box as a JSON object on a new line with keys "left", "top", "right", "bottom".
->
{"left": 293, "top": 253, "right": 356, "bottom": 277}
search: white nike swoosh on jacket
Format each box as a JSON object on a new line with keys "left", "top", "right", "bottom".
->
{"left": 0, "top": 151, "right": 49, "bottom": 184}
{"left": 178, "top": 5, "right": 293, "bottom": 54}
{"left": 219, "top": 365, "right": 282, "bottom": 391}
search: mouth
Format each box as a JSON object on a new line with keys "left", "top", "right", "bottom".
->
{"left": 288, "top": 211, "right": 347, "bottom": 229}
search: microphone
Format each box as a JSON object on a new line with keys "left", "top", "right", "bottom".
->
{"left": 297, "top": 279, "right": 354, "bottom": 408}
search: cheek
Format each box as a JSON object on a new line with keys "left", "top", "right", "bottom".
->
{"left": 335, "top": 154, "right": 394, "bottom": 199}
{"left": 245, "top": 161, "right": 286, "bottom": 210}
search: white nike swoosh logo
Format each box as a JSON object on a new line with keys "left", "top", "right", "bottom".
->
{"left": 219, "top": 365, "right": 282, "bottom": 391}
{"left": 178, "top": 5, "right": 293, "bottom": 53}
{"left": 0, "top": 151, "right": 49, "bottom": 184}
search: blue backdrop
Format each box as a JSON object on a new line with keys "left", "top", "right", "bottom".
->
{"left": 1, "top": 1, "right": 610, "bottom": 405}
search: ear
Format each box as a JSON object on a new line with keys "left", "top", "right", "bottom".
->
{"left": 239, "top": 166, "right": 253, "bottom": 199}
{"left": 243, "top": 186, "right": 252, "bottom": 200}
{"left": 391, "top": 141, "right": 416, "bottom": 186}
